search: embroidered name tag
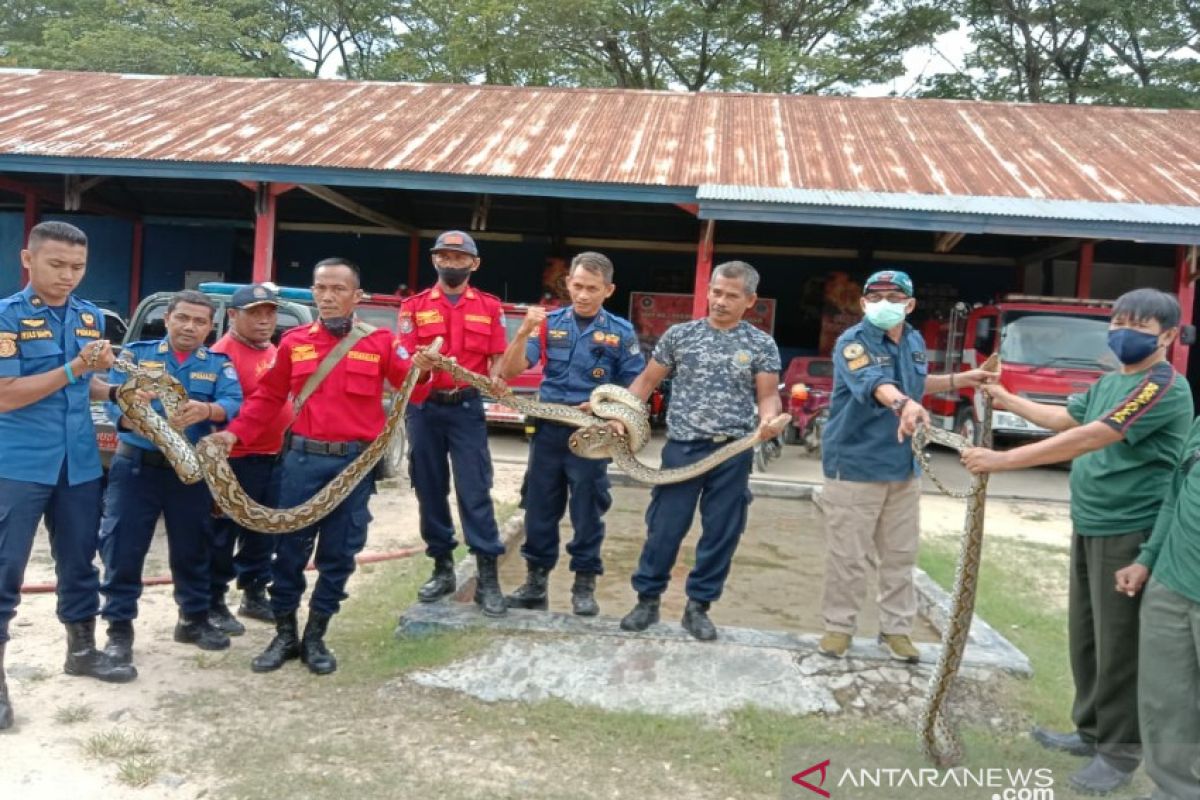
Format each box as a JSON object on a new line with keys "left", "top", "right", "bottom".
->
{"left": 348, "top": 351, "right": 380, "bottom": 363}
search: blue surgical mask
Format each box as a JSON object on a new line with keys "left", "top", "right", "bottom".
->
{"left": 864, "top": 300, "right": 908, "bottom": 330}
{"left": 1107, "top": 328, "right": 1162, "bottom": 366}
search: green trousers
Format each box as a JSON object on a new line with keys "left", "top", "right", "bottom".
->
{"left": 1139, "top": 578, "right": 1200, "bottom": 800}
{"left": 1069, "top": 530, "right": 1145, "bottom": 772}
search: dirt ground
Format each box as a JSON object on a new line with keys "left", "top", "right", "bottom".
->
{"left": 1, "top": 456, "right": 1071, "bottom": 799}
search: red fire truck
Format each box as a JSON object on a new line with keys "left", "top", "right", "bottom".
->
{"left": 922, "top": 295, "right": 1117, "bottom": 443}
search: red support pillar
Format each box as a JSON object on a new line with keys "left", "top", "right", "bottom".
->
{"left": 1173, "top": 245, "right": 1194, "bottom": 374}
{"left": 1075, "top": 241, "right": 1094, "bottom": 299}
{"left": 408, "top": 233, "right": 420, "bottom": 291}
{"left": 691, "top": 219, "right": 715, "bottom": 319}
{"left": 20, "top": 191, "right": 38, "bottom": 287}
{"left": 251, "top": 183, "right": 279, "bottom": 283}
{"left": 129, "top": 220, "right": 144, "bottom": 315}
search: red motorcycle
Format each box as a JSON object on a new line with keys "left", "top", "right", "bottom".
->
{"left": 780, "top": 357, "right": 834, "bottom": 454}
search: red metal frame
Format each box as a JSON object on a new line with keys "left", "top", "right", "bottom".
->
{"left": 1076, "top": 241, "right": 1094, "bottom": 298}
{"left": 408, "top": 234, "right": 420, "bottom": 291}
{"left": 1173, "top": 245, "right": 1194, "bottom": 373}
{"left": 243, "top": 182, "right": 296, "bottom": 283}
{"left": 129, "top": 220, "right": 144, "bottom": 314}
{"left": 691, "top": 219, "right": 715, "bottom": 319}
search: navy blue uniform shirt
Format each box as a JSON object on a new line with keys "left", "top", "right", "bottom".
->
{"left": 821, "top": 320, "right": 928, "bottom": 482}
{"left": 106, "top": 339, "right": 242, "bottom": 451}
{"left": 0, "top": 286, "right": 106, "bottom": 485}
{"left": 525, "top": 307, "right": 645, "bottom": 404}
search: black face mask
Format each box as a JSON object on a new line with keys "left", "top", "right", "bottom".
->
{"left": 436, "top": 267, "right": 472, "bottom": 288}
{"left": 321, "top": 316, "right": 354, "bottom": 338}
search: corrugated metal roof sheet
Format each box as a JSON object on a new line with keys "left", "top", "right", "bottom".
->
{"left": 2, "top": 69, "right": 1200, "bottom": 211}
{"left": 697, "top": 185, "right": 1200, "bottom": 226}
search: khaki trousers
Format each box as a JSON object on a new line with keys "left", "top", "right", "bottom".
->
{"left": 819, "top": 477, "right": 920, "bottom": 635}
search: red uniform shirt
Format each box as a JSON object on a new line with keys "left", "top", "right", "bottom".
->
{"left": 228, "top": 321, "right": 411, "bottom": 444}
{"left": 399, "top": 286, "right": 507, "bottom": 403}
{"left": 211, "top": 332, "right": 293, "bottom": 457}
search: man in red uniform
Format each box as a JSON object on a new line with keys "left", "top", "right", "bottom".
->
{"left": 208, "top": 283, "right": 293, "bottom": 632}
{"left": 402, "top": 230, "right": 510, "bottom": 616}
{"left": 205, "top": 259, "right": 415, "bottom": 675}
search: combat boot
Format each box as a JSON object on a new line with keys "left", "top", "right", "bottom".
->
{"left": 619, "top": 595, "right": 660, "bottom": 631}
{"left": 208, "top": 595, "right": 245, "bottom": 636}
{"left": 474, "top": 554, "right": 507, "bottom": 617}
{"left": 0, "top": 642, "right": 12, "bottom": 730}
{"left": 251, "top": 612, "right": 300, "bottom": 673}
{"left": 103, "top": 620, "right": 134, "bottom": 666}
{"left": 681, "top": 599, "right": 718, "bottom": 641}
{"left": 63, "top": 619, "right": 137, "bottom": 683}
{"left": 300, "top": 611, "right": 337, "bottom": 675}
{"left": 417, "top": 554, "right": 456, "bottom": 603}
{"left": 174, "top": 611, "right": 231, "bottom": 651}
{"left": 505, "top": 563, "right": 550, "bottom": 610}
{"left": 571, "top": 572, "right": 600, "bottom": 617}
{"left": 238, "top": 585, "right": 274, "bottom": 622}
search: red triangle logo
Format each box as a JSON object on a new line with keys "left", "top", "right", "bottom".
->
{"left": 791, "top": 759, "right": 831, "bottom": 798}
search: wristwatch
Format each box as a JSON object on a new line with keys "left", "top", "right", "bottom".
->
{"left": 889, "top": 396, "right": 911, "bottom": 416}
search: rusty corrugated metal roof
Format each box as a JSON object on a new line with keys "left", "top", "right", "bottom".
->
{"left": 2, "top": 69, "right": 1200, "bottom": 209}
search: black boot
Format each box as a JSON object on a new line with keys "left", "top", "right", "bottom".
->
{"left": 63, "top": 619, "right": 137, "bottom": 683}
{"left": 417, "top": 554, "right": 456, "bottom": 603}
{"left": 619, "top": 595, "right": 660, "bottom": 631}
{"left": 571, "top": 572, "right": 600, "bottom": 617}
{"left": 473, "top": 554, "right": 507, "bottom": 617}
{"left": 238, "top": 585, "right": 274, "bottom": 622}
{"left": 174, "top": 611, "right": 231, "bottom": 651}
{"left": 251, "top": 612, "right": 300, "bottom": 673}
{"left": 0, "top": 642, "right": 11, "bottom": 730}
{"left": 681, "top": 599, "right": 718, "bottom": 641}
{"left": 1030, "top": 726, "right": 1096, "bottom": 757}
{"left": 300, "top": 611, "right": 337, "bottom": 676}
{"left": 208, "top": 596, "right": 245, "bottom": 637}
{"left": 103, "top": 620, "right": 134, "bottom": 666}
{"left": 505, "top": 563, "right": 550, "bottom": 610}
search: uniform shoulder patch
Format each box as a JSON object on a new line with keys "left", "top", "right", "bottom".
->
{"left": 842, "top": 342, "right": 865, "bottom": 360}
{"left": 847, "top": 355, "right": 871, "bottom": 371}
{"left": 0, "top": 339, "right": 15, "bottom": 358}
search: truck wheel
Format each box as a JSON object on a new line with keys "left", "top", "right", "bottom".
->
{"left": 954, "top": 407, "right": 978, "bottom": 446}
{"left": 375, "top": 429, "right": 407, "bottom": 480}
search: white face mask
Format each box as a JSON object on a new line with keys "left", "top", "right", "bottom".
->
{"left": 864, "top": 300, "right": 908, "bottom": 330}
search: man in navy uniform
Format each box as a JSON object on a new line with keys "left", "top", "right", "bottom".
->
{"left": 818, "top": 270, "right": 995, "bottom": 663}
{"left": 100, "top": 290, "right": 242, "bottom": 665}
{"left": 0, "top": 221, "right": 136, "bottom": 730}
{"left": 495, "top": 252, "right": 645, "bottom": 615}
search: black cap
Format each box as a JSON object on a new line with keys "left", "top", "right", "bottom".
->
{"left": 229, "top": 283, "right": 280, "bottom": 310}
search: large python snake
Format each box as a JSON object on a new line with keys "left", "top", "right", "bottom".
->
{"left": 425, "top": 352, "right": 790, "bottom": 485}
{"left": 913, "top": 352, "right": 1001, "bottom": 767}
{"left": 112, "top": 338, "right": 441, "bottom": 534}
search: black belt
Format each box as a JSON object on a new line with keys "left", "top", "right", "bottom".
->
{"left": 676, "top": 434, "right": 736, "bottom": 445}
{"left": 289, "top": 435, "right": 371, "bottom": 457}
{"left": 116, "top": 443, "right": 171, "bottom": 469}
{"left": 426, "top": 387, "right": 480, "bottom": 405}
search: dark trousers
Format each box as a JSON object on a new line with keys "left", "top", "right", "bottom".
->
{"left": 520, "top": 421, "right": 612, "bottom": 574}
{"left": 0, "top": 467, "right": 102, "bottom": 642}
{"left": 1138, "top": 578, "right": 1200, "bottom": 800}
{"left": 406, "top": 397, "right": 504, "bottom": 558}
{"left": 100, "top": 453, "right": 213, "bottom": 620}
{"left": 1069, "top": 530, "right": 1145, "bottom": 772}
{"left": 270, "top": 449, "right": 374, "bottom": 617}
{"left": 631, "top": 439, "right": 753, "bottom": 603}
{"left": 210, "top": 454, "right": 280, "bottom": 599}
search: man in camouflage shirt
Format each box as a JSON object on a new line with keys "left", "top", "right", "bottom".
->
{"left": 618, "top": 261, "right": 785, "bottom": 640}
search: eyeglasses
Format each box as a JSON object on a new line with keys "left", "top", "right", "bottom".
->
{"left": 864, "top": 292, "right": 909, "bottom": 303}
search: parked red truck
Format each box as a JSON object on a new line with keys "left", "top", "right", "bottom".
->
{"left": 922, "top": 295, "right": 1116, "bottom": 443}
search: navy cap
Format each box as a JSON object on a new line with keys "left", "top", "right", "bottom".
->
{"left": 431, "top": 230, "right": 478, "bottom": 257}
{"left": 229, "top": 282, "right": 280, "bottom": 310}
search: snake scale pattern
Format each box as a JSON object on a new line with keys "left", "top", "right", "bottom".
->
{"left": 913, "top": 352, "right": 1001, "bottom": 767}
{"left": 112, "top": 338, "right": 441, "bottom": 534}
{"left": 425, "top": 352, "right": 790, "bottom": 485}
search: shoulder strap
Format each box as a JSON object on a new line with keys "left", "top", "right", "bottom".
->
{"left": 539, "top": 316, "right": 549, "bottom": 369}
{"left": 292, "top": 321, "right": 376, "bottom": 414}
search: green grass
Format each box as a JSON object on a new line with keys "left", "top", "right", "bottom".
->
{"left": 83, "top": 729, "right": 157, "bottom": 761}
{"left": 918, "top": 534, "right": 1075, "bottom": 728}
{"left": 53, "top": 703, "right": 93, "bottom": 725}
{"left": 116, "top": 756, "right": 161, "bottom": 788}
